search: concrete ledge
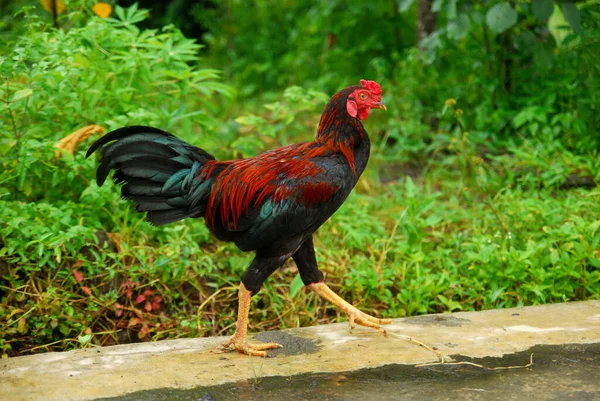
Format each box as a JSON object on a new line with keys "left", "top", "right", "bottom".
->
{"left": 2, "top": 301, "right": 599, "bottom": 401}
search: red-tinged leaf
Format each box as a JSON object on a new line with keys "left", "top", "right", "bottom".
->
{"left": 144, "top": 302, "right": 152, "bottom": 312}
{"left": 116, "top": 309, "right": 123, "bottom": 317}
{"left": 139, "top": 323, "right": 150, "bottom": 338}
{"left": 81, "top": 286, "right": 92, "bottom": 296}
{"left": 126, "top": 288, "right": 133, "bottom": 299}
{"left": 128, "top": 317, "right": 140, "bottom": 327}
{"left": 135, "top": 294, "right": 146, "bottom": 304}
{"left": 143, "top": 289, "right": 154, "bottom": 296}
{"left": 72, "top": 270, "right": 84, "bottom": 283}
{"left": 72, "top": 260, "right": 84, "bottom": 269}
{"left": 138, "top": 330, "right": 147, "bottom": 339}
{"left": 152, "top": 297, "right": 163, "bottom": 310}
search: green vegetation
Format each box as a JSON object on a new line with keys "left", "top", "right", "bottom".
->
{"left": 1, "top": 1, "right": 598, "bottom": 357}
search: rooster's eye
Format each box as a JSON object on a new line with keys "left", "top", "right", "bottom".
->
{"left": 359, "top": 93, "right": 367, "bottom": 100}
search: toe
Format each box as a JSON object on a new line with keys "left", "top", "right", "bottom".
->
{"left": 359, "top": 311, "right": 393, "bottom": 325}
{"left": 222, "top": 337, "right": 282, "bottom": 357}
{"left": 247, "top": 342, "right": 282, "bottom": 351}
{"left": 246, "top": 348, "right": 268, "bottom": 357}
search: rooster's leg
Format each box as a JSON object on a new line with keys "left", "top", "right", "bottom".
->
{"left": 222, "top": 282, "right": 282, "bottom": 357}
{"left": 293, "top": 236, "right": 391, "bottom": 332}
{"left": 308, "top": 282, "right": 393, "bottom": 332}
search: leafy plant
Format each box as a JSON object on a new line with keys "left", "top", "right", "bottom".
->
{"left": 0, "top": 4, "right": 235, "bottom": 356}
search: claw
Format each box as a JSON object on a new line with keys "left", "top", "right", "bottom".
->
{"left": 309, "top": 282, "right": 392, "bottom": 334}
{"left": 348, "top": 314, "right": 357, "bottom": 329}
{"left": 224, "top": 282, "right": 283, "bottom": 357}
{"left": 222, "top": 336, "right": 282, "bottom": 357}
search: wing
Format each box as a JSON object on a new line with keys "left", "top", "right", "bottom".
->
{"left": 205, "top": 143, "right": 355, "bottom": 251}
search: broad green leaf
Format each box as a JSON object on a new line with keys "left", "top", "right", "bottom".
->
{"left": 589, "top": 257, "right": 600, "bottom": 269}
{"left": 551, "top": 249, "right": 561, "bottom": 265}
{"left": 405, "top": 176, "right": 416, "bottom": 199}
{"left": 432, "top": 0, "right": 444, "bottom": 13}
{"left": 11, "top": 88, "right": 32, "bottom": 102}
{"left": 398, "top": 0, "right": 415, "bottom": 13}
{"left": 78, "top": 334, "right": 93, "bottom": 345}
{"left": 515, "top": 31, "right": 538, "bottom": 50}
{"left": 289, "top": 273, "right": 304, "bottom": 298}
{"left": 491, "top": 287, "right": 505, "bottom": 303}
{"left": 471, "top": 10, "right": 483, "bottom": 24}
{"left": 486, "top": 2, "right": 518, "bottom": 35}
{"left": 532, "top": 0, "right": 553, "bottom": 21}
{"left": 548, "top": 5, "right": 571, "bottom": 45}
{"left": 447, "top": 0, "right": 457, "bottom": 19}
{"left": 447, "top": 14, "right": 470, "bottom": 40}
{"left": 0, "top": 138, "right": 18, "bottom": 155}
{"left": 561, "top": 3, "right": 580, "bottom": 33}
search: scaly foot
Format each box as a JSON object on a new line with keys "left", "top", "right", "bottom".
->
{"left": 344, "top": 303, "right": 393, "bottom": 332}
{"left": 222, "top": 335, "right": 282, "bottom": 357}
{"left": 308, "top": 282, "right": 392, "bottom": 333}
{"left": 221, "top": 282, "right": 283, "bottom": 357}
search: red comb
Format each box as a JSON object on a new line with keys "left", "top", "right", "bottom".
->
{"left": 360, "top": 79, "right": 382, "bottom": 95}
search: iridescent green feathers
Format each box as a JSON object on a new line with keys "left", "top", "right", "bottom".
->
{"left": 86, "top": 126, "right": 216, "bottom": 226}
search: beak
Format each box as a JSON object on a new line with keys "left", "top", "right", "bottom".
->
{"left": 373, "top": 102, "right": 387, "bottom": 111}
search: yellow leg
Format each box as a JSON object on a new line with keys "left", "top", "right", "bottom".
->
{"left": 308, "top": 282, "right": 393, "bottom": 332}
{"left": 222, "top": 283, "right": 282, "bottom": 357}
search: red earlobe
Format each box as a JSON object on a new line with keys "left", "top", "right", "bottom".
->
{"left": 346, "top": 99, "right": 358, "bottom": 118}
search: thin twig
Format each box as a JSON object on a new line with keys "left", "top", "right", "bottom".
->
{"left": 416, "top": 352, "right": 534, "bottom": 371}
{"left": 386, "top": 331, "right": 446, "bottom": 363}
{"left": 387, "top": 330, "right": 534, "bottom": 371}
{"left": 19, "top": 95, "right": 29, "bottom": 132}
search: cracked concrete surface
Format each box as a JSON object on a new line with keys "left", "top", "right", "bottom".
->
{"left": 1, "top": 301, "right": 599, "bottom": 401}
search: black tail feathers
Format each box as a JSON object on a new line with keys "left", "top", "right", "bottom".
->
{"left": 87, "top": 126, "right": 215, "bottom": 226}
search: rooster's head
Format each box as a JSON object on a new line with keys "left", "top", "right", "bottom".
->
{"left": 346, "top": 79, "right": 386, "bottom": 120}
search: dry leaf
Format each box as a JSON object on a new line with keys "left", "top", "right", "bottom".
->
{"left": 107, "top": 232, "right": 124, "bottom": 253}
{"left": 92, "top": 2, "right": 112, "bottom": 18}
{"left": 40, "top": 0, "right": 66, "bottom": 14}
{"left": 54, "top": 125, "right": 105, "bottom": 158}
{"left": 17, "top": 318, "right": 28, "bottom": 334}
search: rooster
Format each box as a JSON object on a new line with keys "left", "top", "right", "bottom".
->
{"left": 87, "top": 80, "right": 390, "bottom": 356}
